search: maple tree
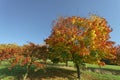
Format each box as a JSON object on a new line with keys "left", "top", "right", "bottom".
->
{"left": 0, "top": 43, "right": 48, "bottom": 80}
{"left": 45, "top": 15, "right": 116, "bottom": 79}
{"left": 15, "top": 42, "right": 48, "bottom": 80}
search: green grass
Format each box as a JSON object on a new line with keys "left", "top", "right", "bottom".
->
{"left": 0, "top": 61, "right": 120, "bottom": 80}
{"left": 86, "top": 63, "right": 120, "bottom": 70}
{"left": 81, "top": 70, "right": 120, "bottom": 80}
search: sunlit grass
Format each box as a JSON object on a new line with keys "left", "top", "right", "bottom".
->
{"left": 86, "top": 63, "right": 120, "bottom": 70}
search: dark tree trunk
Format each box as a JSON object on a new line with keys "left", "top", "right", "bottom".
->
{"left": 75, "top": 63, "right": 80, "bottom": 80}
{"left": 72, "top": 53, "right": 81, "bottom": 80}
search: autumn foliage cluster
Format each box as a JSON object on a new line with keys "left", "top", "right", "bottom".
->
{"left": 0, "top": 43, "right": 47, "bottom": 67}
{"left": 45, "top": 15, "right": 116, "bottom": 66}
{"left": 0, "top": 42, "right": 48, "bottom": 80}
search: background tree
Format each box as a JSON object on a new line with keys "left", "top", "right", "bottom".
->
{"left": 45, "top": 15, "right": 116, "bottom": 79}
{"left": 0, "top": 44, "right": 21, "bottom": 62}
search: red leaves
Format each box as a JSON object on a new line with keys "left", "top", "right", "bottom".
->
{"left": 22, "top": 57, "right": 31, "bottom": 65}
{"left": 0, "top": 44, "right": 21, "bottom": 60}
{"left": 0, "top": 42, "right": 47, "bottom": 71}
{"left": 17, "top": 42, "right": 48, "bottom": 67}
{"left": 71, "top": 45, "right": 80, "bottom": 53}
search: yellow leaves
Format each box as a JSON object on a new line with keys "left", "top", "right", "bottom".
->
{"left": 91, "top": 30, "right": 96, "bottom": 40}
{"left": 91, "top": 45, "right": 95, "bottom": 49}
{"left": 71, "top": 37, "right": 74, "bottom": 41}
{"left": 56, "top": 30, "right": 61, "bottom": 34}
{"left": 72, "top": 18, "right": 76, "bottom": 24}
{"left": 70, "top": 35, "right": 76, "bottom": 42}
{"left": 91, "top": 30, "right": 95, "bottom": 34}
{"left": 71, "top": 16, "right": 77, "bottom": 24}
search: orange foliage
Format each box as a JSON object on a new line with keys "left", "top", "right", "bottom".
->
{"left": 45, "top": 15, "right": 116, "bottom": 65}
{"left": 0, "top": 42, "right": 48, "bottom": 69}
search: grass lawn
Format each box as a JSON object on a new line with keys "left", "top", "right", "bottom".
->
{"left": 0, "top": 61, "right": 120, "bottom": 80}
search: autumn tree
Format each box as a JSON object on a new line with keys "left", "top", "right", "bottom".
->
{"left": 45, "top": 15, "right": 116, "bottom": 79}
{"left": 0, "top": 44, "right": 21, "bottom": 62}
{"left": 0, "top": 42, "right": 48, "bottom": 80}
{"left": 13, "top": 42, "right": 48, "bottom": 80}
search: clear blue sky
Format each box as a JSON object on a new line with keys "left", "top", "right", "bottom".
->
{"left": 0, "top": 0, "right": 120, "bottom": 45}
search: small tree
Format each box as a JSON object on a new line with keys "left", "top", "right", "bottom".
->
{"left": 19, "top": 42, "right": 48, "bottom": 80}
{"left": 45, "top": 15, "right": 116, "bottom": 79}
{"left": 0, "top": 43, "right": 48, "bottom": 80}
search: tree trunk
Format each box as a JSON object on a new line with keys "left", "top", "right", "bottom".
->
{"left": 23, "top": 63, "right": 31, "bottom": 80}
{"left": 65, "top": 60, "right": 68, "bottom": 67}
{"left": 72, "top": 53, "right": 81, "bottom": 80}
{"left": 23, "top": 72, "right": 28, "bottom": 80}
{"left": 75, "top": 63, "right": 80, "bottom": 80}
{"left": 99, "top": 66, "right": 102, "bottom": 74}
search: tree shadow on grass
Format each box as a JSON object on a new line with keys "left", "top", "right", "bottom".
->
{"left": 31, "top": 67, "right": 77, "bottom": 80}
{"left": 87, "top": 67, "right": 120, "bottom": 75}
{"left": 0, "top": 65, "right": 27, "bottom": 80}
{"left": 0, "top": 65, "right": 77, "bottom": 80}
